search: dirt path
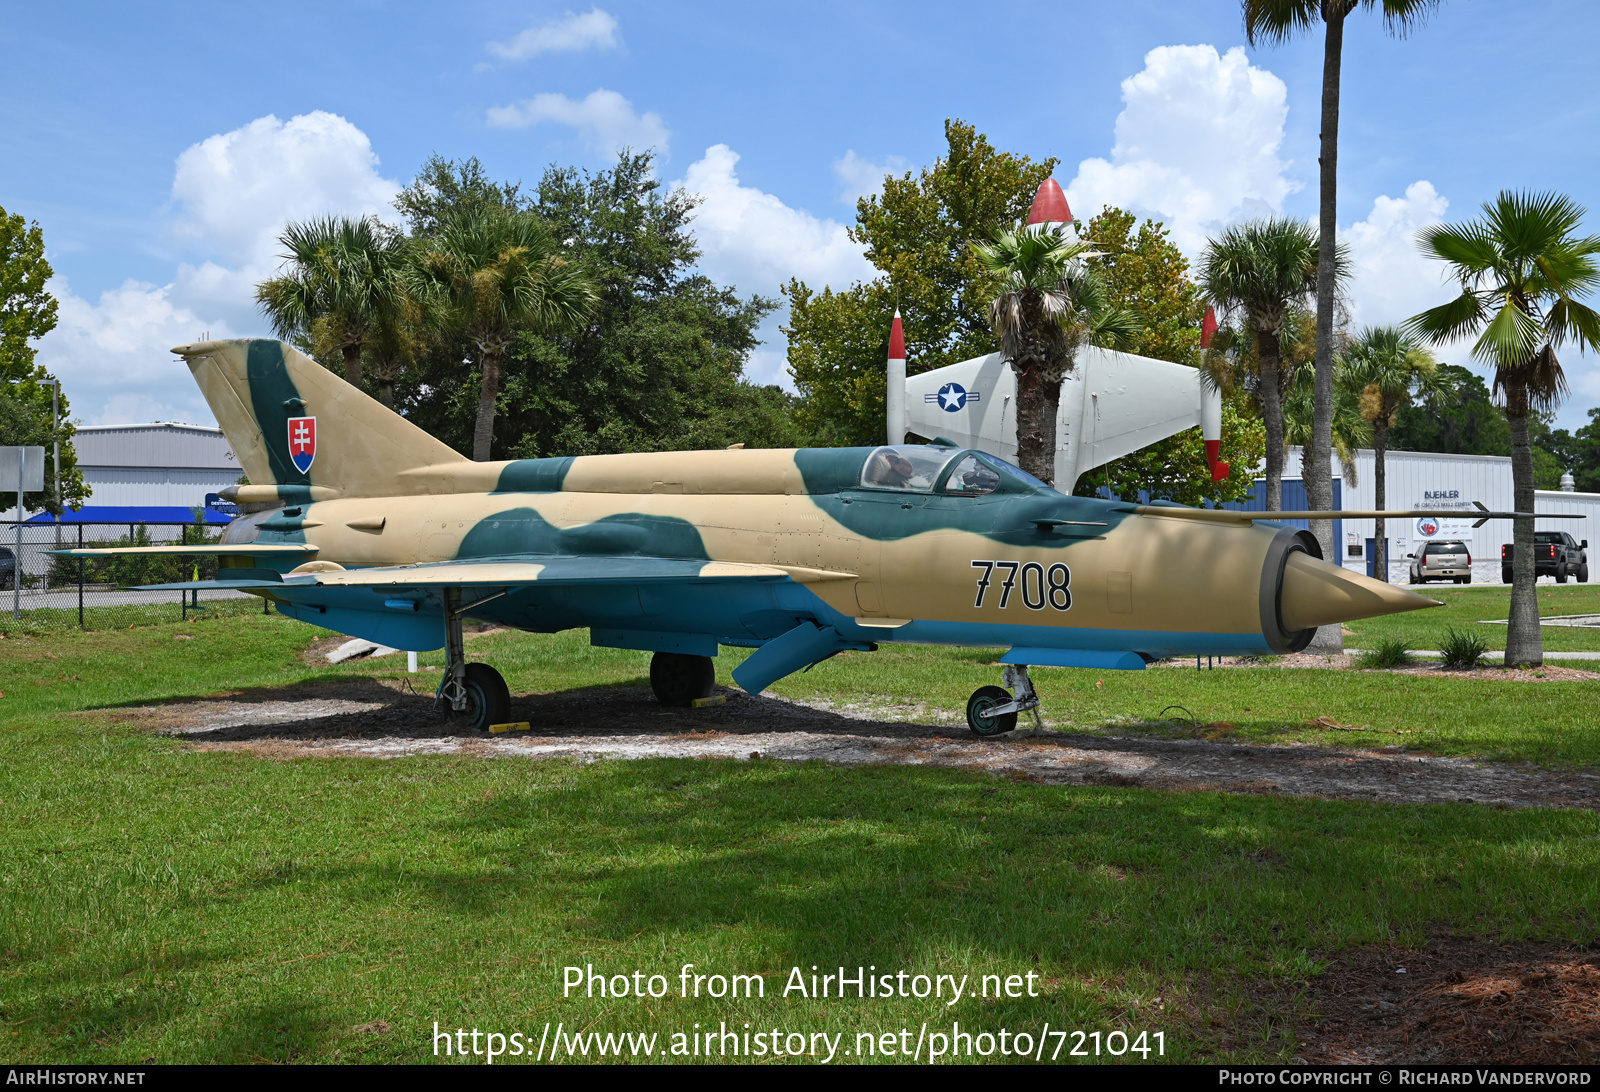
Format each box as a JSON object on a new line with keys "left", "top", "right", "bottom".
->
{"left": 92, "top": 678, "right": 1600, "bottom": 810}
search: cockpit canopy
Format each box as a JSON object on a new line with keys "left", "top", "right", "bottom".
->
{"left": 859, "top": 444, "right": 1053, "bottom": 495}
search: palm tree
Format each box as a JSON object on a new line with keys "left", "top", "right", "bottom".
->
{"left": 411, "top": 208, "right": 598, "bottom": 461}
{"left": 364, "top": 262, "right": 423, "bottom": 410}
{"left": 1284, "top": 355, "right": 1370, "bottom": 486}
{"left": 1243, "top": 0, "right": 1441, "bottom": 559}
{"left": 1198, "top": 217, "right": 1346, "bottom": 510}
{"left": 255, "top": 216, "right": 408, "bottom": 392}
{"left": 1338, "top": 325, "right": 1440, "bottom": 582}
{"left": 973, "top": 227, "right": 1138, "bottom": 485}
{"left": 1406, "top": 191, "right": 1600, "bottom": 666}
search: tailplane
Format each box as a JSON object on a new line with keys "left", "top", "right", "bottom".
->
{"left": 172, "top": 338, "right": 466, "bottom": 499}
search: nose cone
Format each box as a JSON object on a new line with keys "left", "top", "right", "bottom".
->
{"left": 1279, "top": 550, "right": 1440, "bottom": 632}
{"left": 1027, "top": 178, "right": 1074, "bottom": 228}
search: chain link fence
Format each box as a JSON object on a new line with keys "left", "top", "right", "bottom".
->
{"left": 1, "top": 519, "right": 271, "bottom": 631}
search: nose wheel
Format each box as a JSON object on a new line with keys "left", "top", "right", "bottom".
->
{"left": 437, "top": 588, "right": 512, "bottom": 732}
{"left": 452, "top": 662, "right": 510, "bottom": 732}
{"left": 966, "top": 664, "right": 1042, "bottom": 737}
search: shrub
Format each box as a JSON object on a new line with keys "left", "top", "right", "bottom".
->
{"left": 1356, "top": 637, "right": 1411, "bottom": 670}
{"left": 1439, "top": 627, "right": 1489, "bottom": 670}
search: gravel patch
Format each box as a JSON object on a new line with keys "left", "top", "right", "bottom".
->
{"left": 93, "top": 678, "right": 1600, "bottom": 810}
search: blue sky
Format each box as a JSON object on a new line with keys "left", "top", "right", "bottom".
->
{"left": 4, "top": 1, "right": 1599, "bottom": 431}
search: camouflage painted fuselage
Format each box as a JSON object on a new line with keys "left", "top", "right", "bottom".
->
{"left": 174, "top": 338, "right": 1337, "bottom": 678}
{"left": 231, "top": 444, "right": 1314, "bottom": 664}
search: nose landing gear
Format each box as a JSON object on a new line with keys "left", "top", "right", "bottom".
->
{"left": 438, "top": 588, "right": 511, "bottom": 733}
{"left": 966, "top": 664, "right": 1042, "bottom": 737}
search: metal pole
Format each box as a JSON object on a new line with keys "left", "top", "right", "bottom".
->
{"left": 77, "top": 524, "right": 83, "bottom": 629}
{"left": 49, "top": 380, "right": 59, "bottom": 512}
{"left": 50, "top": 382, "right": 60, "bottom": 586}
{"left": 13, "top": 461, "right": 21, "bottom": 621}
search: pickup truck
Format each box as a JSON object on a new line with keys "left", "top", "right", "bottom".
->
{"left": 1501, "top": 531, "right": 1589, "bottom": 583}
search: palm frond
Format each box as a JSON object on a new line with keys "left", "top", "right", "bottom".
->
{"left": 1242, "top": 0, "right": 1318, "bottom": 46}
{"left": 1339, "top": 325, "right": 1437, "bottom": 424}
{"left": 1548, "top": 297, "right": 1600, "bottom": 352}
{"left": 1197, "top": 217, "right": 1326, "bottom": 334}
{"left": 1404, "top": 289, "right": 1486, "bottom": 346}
{"left": 1473, "top": 296, "right": 1547, "bottom": 371}
{"left": 1368, "top": 0, "right": 1441, "bottom": 37}
{"left": 1088, "top": 305, "right": 1141, "bottom": 352}
{"left": 1415, "top": 222, "right": 1498, "bottom": 277}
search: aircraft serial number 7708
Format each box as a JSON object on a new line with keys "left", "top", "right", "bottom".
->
{"left": 63, "top": 339, "right": 1521, "bottom": 735}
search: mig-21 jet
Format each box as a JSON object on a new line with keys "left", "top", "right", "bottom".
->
{"left": 61, "top": 339, "right": 1487, "bottom": 735}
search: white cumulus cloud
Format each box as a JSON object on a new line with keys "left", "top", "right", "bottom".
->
{"left": 487, "top": 89, "right": 668, "bottom": 157}
{"left": 673, "top": 144, "right": 872, "bottom": 298}
{"left": 1340, "top": 180, "right": 1453, "bottom": 331}
{"left": 39, "top": 111, "right": 400, "bottom": 426}
{"left": 670, "top": 145, "right": 875, "bottom": 391}
{"left": 169, "top": 111, "right": 400, "bottom": 270}
{"left": 487, "top": 8, "right": 619, "bottom": 62}
{"left": 40, "top": 276, "right": 225, "bottom": 425}
{"left": 832, "top": 150, "right": 909, "bottom": 205}
{"left": 1065, "top": 44, "right": 1299, "bottom": 256}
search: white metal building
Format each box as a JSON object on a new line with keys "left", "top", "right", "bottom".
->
{"left": 73, "top": 423, "right": 240, "bottom": 508}
{"left": 1281, "top": 447, "right": 1598, "bottom": 584}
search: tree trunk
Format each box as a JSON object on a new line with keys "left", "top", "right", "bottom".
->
{"left": 472, "top": 349, "right": 502, "bottom": 462}
{"left": 1304, "top": 3, "right": 1349, "bottom": 656}
{"left": 1257, "top": 329, "right": 1285, "bottom": 512}
{"left": 1504, "top": 384, "right": 1544, "bottom": 667}
{"left": 1013, "top": 359, "right": 1051, "bottom": 484}
{"left": 341, "top": 343, "right": 364, "bottom": 392}
{"left": 1039, "top": 375, "right": 1063, "bottom": 488}
{"left": 371, "top": 353, "right": 400, "bottom": 409}
{"left": 1373, "top": 416, "right": 1388, "bottom": 583}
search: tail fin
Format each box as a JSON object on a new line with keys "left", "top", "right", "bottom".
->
{"left": 172, "top": 338, "right": 466, "bottom": 499}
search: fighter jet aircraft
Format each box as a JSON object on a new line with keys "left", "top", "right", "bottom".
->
{"left": 62, "top": 338, "right": 1472, "bottom": 735}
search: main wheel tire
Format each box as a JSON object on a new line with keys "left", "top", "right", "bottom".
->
{"left": 966, "top": 685, "right": 1018, "bottom": 737}
{"left": 1580, "top": 563, "right": 1590, "bottom": 583}
{"left": 650, "top": 652, "right": 715, "bottom": 706}
{"left": 1556, "top": 563, "right": 1568, "bottom": 584}
{"left": 1464, "top": 574, "right": 1473, "bottom": 584}
{"left": 456, "top": 662, "right": 511, "bottom": 733}
{"left": 1502, "top": 566, "right": 1514, "bottom": 584}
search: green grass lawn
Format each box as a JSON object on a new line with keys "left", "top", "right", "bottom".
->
{"left": 1348, "top": 583, "right": 1600, "bottom": 653}
{"left": 1, "top": 610, "right": 1597, "bottom": 1065}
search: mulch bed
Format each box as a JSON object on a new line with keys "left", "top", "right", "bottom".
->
{"left": 1284, "top": 939, "right": 1600, "bottom": 1064}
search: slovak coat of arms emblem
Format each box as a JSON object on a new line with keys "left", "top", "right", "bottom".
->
{"left": 288, "top": 416, "right": 317, "bottom": 474}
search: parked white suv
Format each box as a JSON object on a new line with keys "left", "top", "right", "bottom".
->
{"left": 1408, "top": 539, "right": 1472, "bottom": 585}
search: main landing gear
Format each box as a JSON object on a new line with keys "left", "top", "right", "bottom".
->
{"left": 650, "top": 652, "right": 716, "bottom": 706}
{"left": 439, "top": 588, "right": 510, "bottom": 733}
{"left": 966, "top": 664, "right": 1043, "bottom": 737}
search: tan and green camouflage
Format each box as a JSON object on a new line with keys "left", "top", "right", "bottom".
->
{"left": 65, "top": 338, "right": 1438, "bottom": 695}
